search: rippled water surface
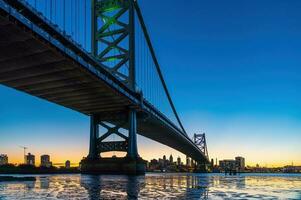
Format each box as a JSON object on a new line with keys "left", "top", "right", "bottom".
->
{"left": 0, "top": 173, "right": 301, "bottom": 199}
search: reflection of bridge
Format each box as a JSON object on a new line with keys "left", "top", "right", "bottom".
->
{"left": 0, "top": 0, "right": 209, "bottom": 174}
{"left": 80, "top": 175, "right": 209, "bottom": 199}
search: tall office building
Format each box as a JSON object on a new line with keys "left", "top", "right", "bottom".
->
{"left": 40, "top": 155, "right": 52, "bottom": 168}
{"left": 65, "top": 160, "right": 71, "bottom": 169}
{"left": 177, "top": 156, "right": 181, "bottom": 166}
{"left": 0, "top": 154, "right": 8, "bottom": 165}
{"left": 186, "top": 156, "right": 190, "bottom": 167}
{"left": 169, "top": 154, "right": 173, "bottom": 163}
{"left": 26, "top": 153, "right": 35, "bottom": 166}
{"left": 235, "top": 156, "right": 245, "bottom": 172}
{"left": 163, "top": 155, "right": 167, "bottom": 167}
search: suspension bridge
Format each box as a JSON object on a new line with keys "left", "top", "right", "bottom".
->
{"left": 0, "top": 0, "right": 209, "bottom": 174}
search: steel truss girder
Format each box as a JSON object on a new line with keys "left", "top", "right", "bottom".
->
{"left": 93, "top": 0, "right": 132, "bottom": 85}
{"left": 98, "top": 141, "right": 128, "bottom": 152}
{"left": 96, "top": 120, "right": 129, "bottom": 154}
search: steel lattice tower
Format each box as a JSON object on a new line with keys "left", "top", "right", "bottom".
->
{"left": 193, "top": 133, "right": 209, "bottom": 160}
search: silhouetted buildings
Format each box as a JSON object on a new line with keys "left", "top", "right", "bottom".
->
{"left": 235, "top": 156, "right": 245, "bottom": 172}
{"left": 25, "top": 153, "right": 35, "bottom": 166}
{"left": 65, "top": 160, "right": 71, "bottom": 169}
{"left": 218, "top": 156, "right": 246, "bottom": 172}
{"left": 283, "top": 165, "right": 301, "bottom": 173}
{"left": 0, "top": 154, "right": 8, "bottom": 166}
{"left": 148, "top": 155, "right": 195, "bottom": 172}
{"left": 177, "top": 156, "right": 181, "bottom": 166}
{"left": 186, "top": 156, "right": 191, "bottom": 167}
{"left": 219, "top": 159, "right": 237, "bottom": 171}
{"left": 169, "top": 154, "right": 173, "bottom": 163}
{"left": 40, "top": 155, "right": 52, "bottom": 168}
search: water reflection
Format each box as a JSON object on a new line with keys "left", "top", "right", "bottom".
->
{"left": 40, "top": 177, "right": 50, "bottom": 189}
{"left": 80, "top": 174, "right": 209, "bottom": 199}
{"left": 0, "top": 173, "right": 300, "bottom": 199}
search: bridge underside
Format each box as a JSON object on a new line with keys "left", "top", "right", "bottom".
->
{"left": 0, "top": 6, "right": 208, "bottom": 164}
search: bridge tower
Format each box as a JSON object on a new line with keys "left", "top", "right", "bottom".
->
{"left": 193, "top": 133, "right": 209, "bottom": 172}
{"left": 81, "top": 0, "right": 146, "bottom": 175}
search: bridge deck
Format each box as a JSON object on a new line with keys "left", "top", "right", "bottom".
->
{"left": 0, "top": 15, "right": 132, "bottom": 114}
{"left": 0, "top": 1, "right": 209, "bottom": 163}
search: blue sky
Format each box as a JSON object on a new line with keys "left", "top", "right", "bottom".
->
{"left": 0, "top": 0, "right": 300, "bottom": 166}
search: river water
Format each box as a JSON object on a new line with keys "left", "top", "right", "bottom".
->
{"left": 0, "top": 173, "right": 300, "bottom": 199}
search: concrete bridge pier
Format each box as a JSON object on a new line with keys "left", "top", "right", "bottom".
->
{"left": 81, "top": 109, "right": 146, "bottom": 175}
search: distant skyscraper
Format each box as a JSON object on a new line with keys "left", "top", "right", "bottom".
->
{"left": 25, "top": 153, "right": 35, "bottom": 166}
{"left": 177, "top": 156, "right": 181, "bottom": 166}
{"left": 40, "top": 155, "right": 52, "bottom": 168}
{"left": 65, "top": 160, "right": 71, "bottom": 169}
{"left": 0, "top": 154, "right": 8, "bottom": 165}
{"left": 169, "top": 154, "right": 173, "bottom": 163}
{"left": 186, "top": 156, "right": 190, "bottom": 167}
{"left": 235, "top": 156, "right": 245, "bottom": 172}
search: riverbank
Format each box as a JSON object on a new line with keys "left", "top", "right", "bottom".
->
{"left": 0, "top": 164, "right": 80, "bottom": 174}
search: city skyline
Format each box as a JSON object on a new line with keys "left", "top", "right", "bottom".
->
{"left": 1, "top": 0, "right": 301, "bottom": 167}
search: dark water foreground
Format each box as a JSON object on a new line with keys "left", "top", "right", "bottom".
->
{"left": 0, "top": 173, "right": 300, "bottom": 199}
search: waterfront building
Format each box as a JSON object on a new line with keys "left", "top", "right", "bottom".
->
{"left": 163, "top": 155, "right": 167, "bottom": 167}
{"left": 235, "top": 156, "right": 245, "bottom": 172}
{"left": 169, "top": 154, "right": 173, "bottom": 163}
{"left": 40, "top": 155, "right": 52, "bottom": 168}
{"left": 219, "top": 156, "right": 246, "bottom": 172}
{"left": 177, "top": 156, "right": 181, "bottom": 166}
{"left": 148, "top": 159, "right": 160, "bottom": 171}
{"left": 158, "top": 158, "right": 164, "bottom": 167}
{"left": 219, "top": 159, "right": 236, "bottom": 171}
{"left": 65, "top": 160, "right": 71, "bottom": 168}
{"left": 283, "top": 165, "right": 301, "bottom": 173}
{"left": 0, "top": 154, "right": 8, "bottom": 166}
{"left": 26, "top": 153, "right": 35, "bottom": 166}
{"left": 211, "top": 159, "right": 214, "bottom": 168}
{"left": 186, "top": 156, "right": 190, "bottom": 167}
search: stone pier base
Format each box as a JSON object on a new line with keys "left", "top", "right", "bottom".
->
{"left": 80, "top": 157, "right": 147, "bottom": 175}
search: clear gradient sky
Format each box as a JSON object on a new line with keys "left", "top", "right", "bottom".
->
{"left": 0, "top": 0, "right": 301, "bottom": 167}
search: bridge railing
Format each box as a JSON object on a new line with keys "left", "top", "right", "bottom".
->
{"left": 21, "top": 0, "right": 186, "bottom": 134}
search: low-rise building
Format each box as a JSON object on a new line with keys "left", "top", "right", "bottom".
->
{"left": 219, "top": 159, "right": 237, "bottom": 171}
{"left": 235, "top": 156, "right": 245, "bottom": 172}
{"left": 65, "top": 160, "right": 71, "bottom": 169}
{"left": 0, "top": 154, "right": 8, "bottom": 166}
{"left": 26, "top": 153, "right": 35, "bottom": 166}
{"left": 40, "top": 155, "right": 52, "bottom": 168}
{"left": 283, "top": 165, "right": 301, "bottom": 173}
{"left": 219, "top": 156, "right": 246, "bottom": 172}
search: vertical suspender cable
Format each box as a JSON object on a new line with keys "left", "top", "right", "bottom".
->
{"left": 50, "top": 0, "right": 52, "bottom": 22}
{"left": 75, "top": 0, "right": 77, "bottom": 42}
{"left": 44, "top": 1, "right": 46, "bottom": 17}
{"left": 63, "top": 0, "right": 66, "bottom": 32}
{"left": 78, "top": 0, "right": 80, "bottom": 44}
{"left": 54, "top": 0, "right": 56, "bottom": 24}
{"left": 71, "top": 0, "right": 74, "bottom": 39}
{"left": 84, "top": 0, "right": 87, "bottom": 50}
